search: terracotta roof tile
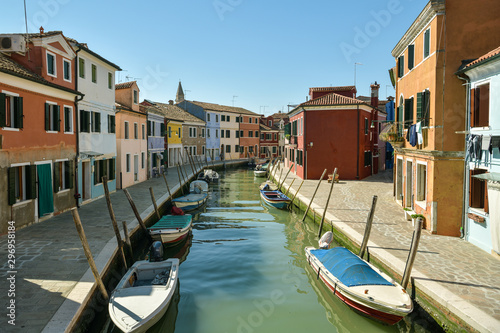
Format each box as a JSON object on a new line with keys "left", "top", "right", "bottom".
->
{"left": 309, "top": 86, "right": 356, "bottom": 92}
{"left": 142, "top": 101, "right": 205, "bottom": 123}
{"left": 189, "top": 101, "right": 258, "bottom": 116}
{"left": 115, "top": 81, "right": 136, "bottom": 90}
{"left": 464, "top": 46, "right": 500, "bottom": 70}
{"left": 300, "top": 92, "right": 365, "bottom": 107}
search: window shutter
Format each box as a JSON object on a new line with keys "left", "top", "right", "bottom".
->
{"left": 423, "top": 90, "right": 430, "bottom": 127}
{"left": 95, "top": 113, "right": 101, "bottom": 133}
{"left": 484, "top": 182, "right": 489, "bottom": 213}
{"left": 45, "top": 103, "right": 50, "bottom": 130}
{"left": 109, "top": 158, "right": 115, "bottom": 180}
{"left": 53, "top": 162, "right": 60, "bottom": 193}
{"left": 416, "top": 92, "right": 423, "bottom": 122}
{"left": 478, "top": 83, "right": 489, "bottom": 127}
{"left": 147, "top": 121, "right": 151, "bottom": 136}
{"left": 26, "top": 165, "right": 37, "bottom": 199}
{"left": 0, "top": 93, "right": 6, "bottom": 127}
{"left": 408, "top": 45, "right": 414, "bottom": 70}
{"left": 398, "top": 56, "right": 404, "bottom": 78}
{"left": 470, "top": 88, "right": 475, "bottom": 128}
{"left": 15, "top": 97, "right": 23, "bottom": 129}
{"left": 54, "top": 105, "right": 60, "bottom": 131}
{"left": 66, "top": 160, "right": 74, "bottom": 189}
{"left": 161, "top": 123, "right": 166, "bottom": 137}
{"left": 424, "top": 30, "right": 430, "bottom": 58}
{"left": 8, "top": 167, "right": 16, "bottom": 205}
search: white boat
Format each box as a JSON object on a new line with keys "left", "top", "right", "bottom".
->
{"left": 254, "top": 170, "right": 267, "bottom": 177}
{"left": 197, "top": 169, "right": 219, "bottom": 183}
{"left": 172, "top": 180, "right": 208, "bottom": 212}
{"left": 109, "top": 257, "right": 179, "bottom": 333}
{"left": 305, "top": 245, "right": 413, "bottom": 324}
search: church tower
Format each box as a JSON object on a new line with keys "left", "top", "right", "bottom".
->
{"left": 175, "top": 81, "right": 185, "bottom": 103}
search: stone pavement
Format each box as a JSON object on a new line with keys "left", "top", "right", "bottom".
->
{"left": 0, "top": 159, "right": 244, "bottom": 333}
{"left": 273, "top": 164, "right": 500, "bottom": 333}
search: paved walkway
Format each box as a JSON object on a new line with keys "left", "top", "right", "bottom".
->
{"left": 272, "top": 164, "right": 500, "bottom": 333}
{"left": 0, "top": 159, "right": 245, "bottom": 333}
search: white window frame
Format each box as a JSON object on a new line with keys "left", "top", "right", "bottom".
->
{"left": 63, "top": 58, "right": 71, "bottom": 82}
{"left": 11, "top": 162, "right": 31, "bottom": 205}
{"left": 46, "top": 51, "right": 56, "bottom": 77}
{"left": 126, "top": 153, "right": 131, "bottom": 173}
{"left": 63, "top": 105, "right": 73, "bottom": 134}
{"left": 54, "top": 158, "right": 71, "bottom": 193}
{"left": 416, "top": 161, "right": 427, "bottom": 208}
{"left": 45, "top": 101, "right": 59, "bottom": 133}
{"left": 134, "top": 122, "right": 138, "bottom": 139}
{"left": 1, "top": 90, "right": 20, "bottom": 131}
{"left": 124, "top": 121, "right": 130, "bottom": 139}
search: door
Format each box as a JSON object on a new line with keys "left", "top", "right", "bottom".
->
{"left": 244, "top": 146, "right": 248, "bottom": 158}
{"left": 406, "top": 160, "right": 413, "bottom": 208}
{"left": 37, "top": 163, "right": 54, "bottom": 217}
{"left": 396, "top": 158, "right": 403, "bottom": 201}
{"left": 134, "top": 155, "right": 139, "bottom": 181}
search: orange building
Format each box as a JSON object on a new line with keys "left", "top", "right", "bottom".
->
{"left": 238, "top": 113, "right": 260, "bottom": 158}
{"left": 0, "top": 31, "right": 80, "bottom": 233}
{"left": 390, "top": 0, "right": 500, "bottom": 236}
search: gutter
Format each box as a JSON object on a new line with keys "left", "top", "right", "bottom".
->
{"left": 356, "top": 105, "right": 360, "bottom": 179}
{"left": 74, "top": 45, "right": 83, "bottom": 208}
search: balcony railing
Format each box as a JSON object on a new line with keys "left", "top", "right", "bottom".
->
{"left": 379, "top": 122, "right": 405, "bottom": 147}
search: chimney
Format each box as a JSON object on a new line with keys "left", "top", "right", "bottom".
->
{"left": 370, "top": 81, "right": 380, "bottom": 109}
{"left": 169, "top": 100, "right": 174, "bottom": 105}
{"left": 39, "top": 26, "right": 44, "bottom": 35}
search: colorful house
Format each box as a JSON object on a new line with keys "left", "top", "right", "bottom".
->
{"left": 391, "top": 0, "right": 500, "bottom": 236}
{"left": 0, "top": 31, "right": 80, "bottom": 232}
{"left": 236, "top": 112, "right": 260, "bottom": 158}
{"left": 285, "top": 84, "right": 385, "bottom": 180}
{"left": 259, "top": 115, "right": 280, "bottom": 158}
{"left": 68, "top": 38, "right": 121, "bottom": 203}
{"left": 115, "top": 81, "right": 147, "bottom": 189}
{"left": 269, "top": 111, "right": 289, "bottom": 157}
{"left": 457, "top": 46, "right": 500, "bottom": 255}
{"left": 219, "top": 110, "right": 239, "bottom": 160}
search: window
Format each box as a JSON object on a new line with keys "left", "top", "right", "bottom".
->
{"left": 45, "top": 103, "right": 60, "bottom": 132}
{"left": 178, "top": 127, "right": 181, "bottom": 138}
{"left": 416, "top": 163, "right": 427, "bottom": 202}
{"left": 202, "top": 146, "right": 205, "bottom": 155}
{"left": 124, "top": 121, "right": 129, "bottom": 139}
{"left": 423, "top": 28, "right": 430, "bottom": 59}
{"left": 261, "top": 133, "right": 265, "bottom": 140}
{"left": 404, "top": 97, "right": 414, "bottom": 129}
{"left": 63, "top": 59, "right": 71, "bottom": 82}
{"left": 142, "top": 124, "right": 145, "bottom": 139}
{"left": 236, "top": 130, "right": 239, "bottom": 138}
{"left": 80, "top": 110, "right": 91, "bottom": 133}
{"left": 261, "top": 146, "right": 266, "bottom": 154}
{"left": 54, "top": 160, "right": 73, "bottom": 192}
{"left": 469, "top": 169, "right": 488, "bottom": 213}
{"left": 193, "top": 146, "right": 197, "bottom": 155}
{"left": 226, "top": 130, "right": 230, "bottom": 138}
{"left": 134, "top": 123, "right": 138, "bottom": 139}
{"left": 236, "top": 116, "right": 240, "bottom": 123}
{"left": 269, "top": 120, "right": 272, "bottom": 127}
{"left": 249, "top": 146, "right": 254, "bottom": 153}
{"left": 364, "top": 151, "right": 372, "bottom": 167}
{"left": 133, "top": 90, "right": 138, "bottom": 104}
{"left": 407, "top": 44, "right": 414, "bottom": 70}
{"left": 226, "top": 145, "right": 231, "bottom": 153}
{"left": 266, "top": 133, "right": 272, "bottom": 140}
{"left": 47, "top": 52, "right": 56, "bottom": 76}
{"left": 226, "top": 116, "right": 230, "bottom": 122}
{"left": 205, "top": 127, "right": 209, "bottom": 137}
{"left": 471, "top": 83, "right": 490, "bottom": 128}
{"left": 94, "top": 158, "right": 115, "bottom": 184}
{"left": 189, "top": 127, "right": 197, "bottom": 138}
{"left": 151, "top": 122, "right": 156, "bottom": 137}
{"left": 274, "top": 133, "right": 277, "bottom": 141}
{"left": 216, "top": 114, "right": 219, "bottom": 122}
{"left": 216, "top": 129, "right": 219, "bottom": 138}
{"left": 108, "top": 115, "right": 116, "bottom": 133}
{"left": 91, "top": 64, "right": 97, "bottom": 83}
{"left": 235, "top": 145, "right": 239, "bottom": 153}
{"left": 221, "top": 115, "right": 225, "bottom": 121}
{"left": 249, "top": 131, "right": 253, "bottom": 138}
{"left": 207, "top": 113, "right": 211, "bottom": 122}
{"left": 255, "top": 130, "right": 259, "bottom": 137}
{"left": 160, "top": 123, "right": 166, "bottom": 137}
{"left": 0, "top": 92, "right": 23, "bottom": 129}
{"left": 221, "top": 130, "right": 224, "bottom": 138}
{"left": 79, "top": 58, "right": 85, "bottom": 78}
{"left": 416, "top": 90, "right": 430, "bottom": 127}
{"left": 92, "top": 112, "right": 101, "bottom": 133}
{"left": 292, "top": 121, "right": 297, "bottom": 135}
{"left": 272, "top": 146, "right": 277, "bottom": 154}
{"left": 201, "top": 128, "right": 205, "bottom": 138}
{"left": 142, "top": 152, "right": 145, "bottom": 169}
{"left": 64, "top": 106, "right": 73, "bottom": 133}
{"left": 240, "top": 130, "right": 244, "bottom": 137}
{"left": 126, "top": 154, "right": 131, "bottom": 172}
{"left": 7, "top": 164, "right": 36, "bottom": 205}
{"left": 364, "top": 118, "right": 368, "bottom": 135}
{"left": 397, "top": 55, "right": 404, "bottom": 78}
{"left": 108, "top": 72, "right": 113, "bottom": 89}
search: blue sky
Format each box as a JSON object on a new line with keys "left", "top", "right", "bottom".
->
{"left": 1, "top": 0, "right": 426, "bottom": 115}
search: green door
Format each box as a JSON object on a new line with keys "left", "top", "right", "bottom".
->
{"left": 37, "top": 164, "right": 54, "bottom": 216}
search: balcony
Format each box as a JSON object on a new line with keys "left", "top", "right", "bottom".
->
{"left": 379, "top": 122, "right": 405, "bottom": 148}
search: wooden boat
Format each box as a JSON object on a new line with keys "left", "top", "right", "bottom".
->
{"left": 254, "top": 169, "right": 267, "bottom": 177}
{"left": 109, "top": 258, "right": 179, "bottom": 333}
{"left": 305, "top": 246, "right": 413, "bottom": 325}
{"left": 148, "top": 215, "right": 193, "bottom": 246}
{"left": 172, "top": 180, "right": 208, "bottom": 212}
{"left": 197, "top": 169, "right": 219, "bottom": 183}
{"left": 259, "top": 181, "right": 278, "bottom": 191}
{"left": 260, "top": 190, "right": 291, "bottom": 209}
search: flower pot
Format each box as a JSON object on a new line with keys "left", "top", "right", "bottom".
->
{"left": 390, "top": 141, "right": 404, "bottom": 148}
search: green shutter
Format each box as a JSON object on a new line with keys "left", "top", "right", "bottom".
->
{"left": 55, "top": 105, "right": 60, "bottom": 131}
{"left": 0, "top": 93, "right": 6, "bottom": 128}
{"left": 93, "top": 160, "right": 98, "bottom": 184}
{"left": 45, "top": 103, "right": 50, "bottom": 130}
{"left": 26, "top": 165, "right": 37, "bottom": 199}
{"left": 64, "top": 107, "right": 69, "bottom": 132}
{"left": 408, "top": 45, "right": 414, "bottom": 70}
{"left": 424, "top": 30, "right": 430, "bottom": 58}
{"left": 147, "top": 121, "right": 151, "bottom": 136}
{"left": 416, "top": 92, "right": 423, "bottom": 122}
{"left": 53, "top": 162, "right": 60, "bottom": 193}
{"left": 66, "top": 160, "right": 73, "bottom": 189}
{"left": 8, "top": 167, "right": 16, "bottom": 205}
{"left": 95, "top": 112, "right": 101, "bottom": 133}
{"left": 109, "top": 158, "right": 115, "bottom": 180}
{"left": 424, "top": 90, "right": 430, "bottom": 127}
{"left": 161, "top": 123, "right": 166, "bottom": 137}
{"left": 14, "top": 96, "right": 23, "bottom": 129}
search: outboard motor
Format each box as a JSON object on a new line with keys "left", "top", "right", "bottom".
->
{"left": 149, "top": 241, "right": 164, "bottom": 262}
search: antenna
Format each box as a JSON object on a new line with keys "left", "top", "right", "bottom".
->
{"left": 125, "top": 75, "right": 141, "bottom": 82}
{"left": 260, "top": 106, "right": 269, "bottom": 114}
{"left": 232, "top": 95, "right": 238, "bottom": 106}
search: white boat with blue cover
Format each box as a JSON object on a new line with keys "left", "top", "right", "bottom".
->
{"left": 305, "top": 246, "right": 413, "bottom": 325}
{"left": 260, "top": 189, "right": 291, "bottom": 209}
{"left": 148, "top": 214, "right": 192, "bottom": 246}
{"left": 172, "top": 180, "right": 208, "bottom": 212}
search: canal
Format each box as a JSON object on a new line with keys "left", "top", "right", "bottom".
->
{"left": 105, "top": 168, "right": 441, "bottom": 333}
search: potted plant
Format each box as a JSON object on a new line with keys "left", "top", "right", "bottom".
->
{"left": 411, "top": 214, "right": 425, "bottom": 227}
{"left": 403, "top": 208, "right": 412, "bottom": 221}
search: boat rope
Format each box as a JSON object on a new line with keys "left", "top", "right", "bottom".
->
{"left": 317, "top": 267, "right": 321, "bottom": 280}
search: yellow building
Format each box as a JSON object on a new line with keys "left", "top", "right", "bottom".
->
{"left": 390, "top": 0, "right": 500, "bottom": 236}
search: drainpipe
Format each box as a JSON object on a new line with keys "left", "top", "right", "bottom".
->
{"left": 74, "top": 45, "right": 83, "bottom": 208}
{"left": 457, "top": 73, "right": 470, "bottom": 239}
{"left": 356, "top": 105, "right": 360, "bottom": 179}
{"left": 303, "top": 108, "right": 307, "bottom": 179}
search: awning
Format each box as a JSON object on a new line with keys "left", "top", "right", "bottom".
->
{"left": 80, "top": 151, "right": 103, "bottom": 160}
{"left": 473, "top": 172, "right": 500, "bottom": 183}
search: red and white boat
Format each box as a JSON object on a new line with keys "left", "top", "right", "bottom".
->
{"left": 305, "top": 245, "right": 413, "bottom": 325}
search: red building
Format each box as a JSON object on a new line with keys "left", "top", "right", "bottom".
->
{"left": 238, "top": 114, "right": 260, "bottom": 158}
{"left": 259, "top": 115, "right": 280, "bottom": 158}
{"left": 285, "top": 84, "right": 386, "bottom": 180}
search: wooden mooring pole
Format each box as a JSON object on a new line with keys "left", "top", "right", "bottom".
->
{"left": 162, "top": 173, "right": 173, "bottom": 199}
{"left": 280, "top": 163, "right": 294, "bottom": 190}
{"left": 301, "top": 169, "right": 327, "bottom": 222}
{"left": 149, "top": 187, "right": 161, "bottom": 220}
{"left": 122, "top": 221, "right": 134, "bottom": 259}
{"left": 318, "top": 168, "right": 337, "bottom": 238}
{"left": 284, "top": 178, "right": 295, "bottom": 197}
{"left": 184, "top": 147, "right": 195, "bottom": 176}
{"left": 359, "top": 195, "right": 378, "bottom": 259}
{"left": 176, "top": 163, "right": 185, "bottom": 195}
{"left": 123, "top": 189, "right": 152, "bottom": 241}
{"left": 288, "top": 179, "right": 304, "bottom": 209}
{"left": 102, "top": 177, "right": 128, "bottom": 269}
{"left": 401, "top": 218, "right": 423, "bottom": 289}
{"left": 71, "top": 208, "right": 109, "bottom": 300}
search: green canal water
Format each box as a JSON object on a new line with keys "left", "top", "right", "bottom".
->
{"left": 106, "top": 169, "right": 440, "bottom": 333}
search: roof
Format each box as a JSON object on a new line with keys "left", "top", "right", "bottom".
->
{"left": 309, "top": 86, "right": 356, "bottom": 93}
{"left": 301, "top": 91, "right": 366, "bottom": 107}
{"left": 260, "top": 123, "right": 279, "bottom": 131}
{"left": 270, "top": 112, "right": 289, "bottom": 119}
{"left": 115, "top": 102, "right": 145, "bottom": 114}
{"left": 458, "top": 46, "right": 500, "bottom": 73}
{"left": 115, "top": 81, "right": 136, "bottom": 90}
{"left": 0, "top": 53, "right": 81, "bottom": 96}
{"left": 142, "top": 101, "right": 205, "bottom": 123}
{"left": 188, "top": 100, "right": 258, "bottom": 116}
{"left": 67, "top": 37, "right": 121, "bottom": 70}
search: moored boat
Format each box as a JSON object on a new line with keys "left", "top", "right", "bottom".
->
{"left": 148, "top": 214, "right": 193, "bottom": 246}
{"left": 109, "top": 244, "right": 179, "bottom": 333}
{"left": 254, "top": 169, "right": 267, "bottom": 177}
{"left": 259, "top": 181, "right": 278, "bottom": 191}
{"left": 260, "top": 189, "right": 291, "bottom": 209}
{"left": 305, "top": 246, "right": 413, "bottom": 325}
{"left": 198, "top": 169, "right": 219, "bottom": 183}
{"left": 172, "top": 180, "right": 208, "bottom": 212}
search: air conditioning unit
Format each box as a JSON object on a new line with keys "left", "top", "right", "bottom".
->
{"left": 0, "top": 35, "right": 27, "bottom": 53}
